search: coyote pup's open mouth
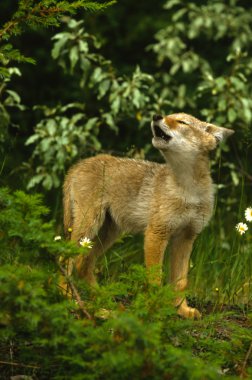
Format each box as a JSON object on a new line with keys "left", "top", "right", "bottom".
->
{"left": 151, "top": 115, "right": 172, "bottom": 149}
{"left": 153, "top": 125, "right": 172, "bottom": 142}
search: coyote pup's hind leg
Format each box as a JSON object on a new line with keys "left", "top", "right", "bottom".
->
{"left": 67, "top": 196, "right": 107, "bottom": 284}
{"left": 75, "top": 213, "right": 119, "bottom": 286}
{"left": 62, "top": 191, "right": 107, "bottom": 291}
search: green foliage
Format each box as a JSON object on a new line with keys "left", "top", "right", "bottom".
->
{"left": 25, "top": 103, "right": 101, "bottom": 189}
{"left": 0, "top": 0, "right": 115, "bottom": 188}
{"left": 150, "top": 0, "right": 252, "bottom": 131}
{"left": 51, "top": 18, "right": 103, "bottom": 76}
{"left": 25, "top": 18, "right": 158, "bottom": 190}
{"left": 0, "top": 188, "right": 251, "bottom": 379}
{"left": 0, "top": 67, "right": 25, "bottom": 154}
{"left": 0, "top": 44, "right": 35, "bottom": 71}
{"left": 0, "top": 1, "right": 115, "bottom": 71}
{"left": 51, "top": 18, "right": 155, "bottom": 128}
{"left": 0, "top": 187, "right": 82, "bottom": 264}
{"left": 0, "top": 0, "right": 115, "bottom": 41}
{"left": 144, "top": 0, "right": 252, "bottom": 206}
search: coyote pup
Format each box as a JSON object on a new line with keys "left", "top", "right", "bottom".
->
{"left": 63, "top": 113, "right": 234, "bottom": 319}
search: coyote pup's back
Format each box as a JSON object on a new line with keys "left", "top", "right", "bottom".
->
{"left": 63, "top": 113, "right": 234, "bottom": 319}
{"left": 64, "top": 155, "right": 160, "bottom": 235}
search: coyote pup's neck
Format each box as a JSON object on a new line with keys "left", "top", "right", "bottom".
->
{"left": 163, "top": 150, "right": 212, "bottom": 195}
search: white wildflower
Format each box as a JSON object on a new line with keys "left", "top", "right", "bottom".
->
{"left": 235, "top": 222, "right": 248, "bottom": 235}
{"left": 245, "top": 207, "right": 252, "bottom": 222}
{"left": 79, "top": 237, "right": 93, "bottom": 249}
{"left": 54, "top": 235, "right": 62, "bottom": 241}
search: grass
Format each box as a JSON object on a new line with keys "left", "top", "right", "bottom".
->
{"left": 98, "top": 232, "right": 252, "bottom": 308}
{"left": 97, "top": 195, "right": 252, "bottom": 309}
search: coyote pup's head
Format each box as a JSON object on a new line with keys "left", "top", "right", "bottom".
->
{"left": 151, "top": 113, "right": 234, "bottom": 155}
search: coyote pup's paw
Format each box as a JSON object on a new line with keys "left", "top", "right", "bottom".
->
{"left": 177, "top": 304, "right": 201, "bottom": 320}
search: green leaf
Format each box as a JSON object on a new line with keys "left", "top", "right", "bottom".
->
{"left": 227, "top": 108, "right": 237, "bottom": 123}
{"left": 78, "top": 40, "right": 89, "bottom": 53}
{"left": 25, "top": 134, "right": 40, "bottom": 146}
{"left": 70, "top": 46, "right": 79, "bottom": 72}
{"left": 172, "top": 8, "right": 187, "bottom": 22}
{"left": 241, "top": 98, "right": 252, "bottom": 123}
{"left": 215, "top": 77, "right": 226, "bottom": 89}
{"left": 98, "top": 79, "right": 111, "bottom": 99}
{"left": 92, "top": 67, "right": 103, "bottom": 83}
{"left": 164, "top": 0, "right": 182, "bottom": 10}
{"left": 85, "top": 117, "right": 98, "bottom": 131}
{"left": 103, "top": 112, "right": 117, "bottom": 132}
{"left": 111, "top": 96, "right": 120, "bottom": 115}
{"left": 27, "top": 174, "right": 45, "bottom": 189}
{"left": 40, "top": 138, "right": 53, "bottom": 152}
{"left": 46, "top": 120, "right": 57, "bottom": 136}
{"left": 217, "top": 98, "right": 227, "bottom": 112}
{"left": 132, "top": 89, "right": 141, "bottom": 108}
{"left": 42, "top": 175, "right": 54, "bottom": 190}
{"left": 231, "top": 170, "right": 239, "bottom": 186}
{"left": 5, "top": 89, "right": 21, "bottom": 104}
{"left": 71, "top": 113, "right": 85, "bottom": 125}
{"left": 51, "top": 34, "right": 71, "bottom": 59}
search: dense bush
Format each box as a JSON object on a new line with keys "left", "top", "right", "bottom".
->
{"left": 0, "top": 188, "right": 251, "bottom": 379}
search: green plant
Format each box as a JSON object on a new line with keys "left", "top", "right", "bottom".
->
{"left": 0, "top": 0, "right": 115, "bottom": 72}
{"left": 149, "top": 0, "right": 252, "bottom": 188}
{"left": 25, "top": 17, "right": 158, "bottom": 190}
{"left": 51, "top": 18, "right": 156, "bottom": 130}
{"left": 0, "top": 0, "right": 116, "bottom": 188}
{"left": 25, "top": 103, "right": 101, "bottom": 189}
{"left": 0, "top": 67, "right": 25, "bottom": 155}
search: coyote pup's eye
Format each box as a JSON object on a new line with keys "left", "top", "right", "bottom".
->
{"left": 177, "top": 120, "right": 189, "bottom": 126}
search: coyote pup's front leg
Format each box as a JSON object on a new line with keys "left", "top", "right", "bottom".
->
{"left": 170, "top": 228, "right": 201, "bottom": 319}
{"left": 144, "top": 224, "right": 169, "bottom": 286}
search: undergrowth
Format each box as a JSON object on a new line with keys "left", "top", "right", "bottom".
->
{"left": 0, "top": 188, "right": 251, "bottom": 379}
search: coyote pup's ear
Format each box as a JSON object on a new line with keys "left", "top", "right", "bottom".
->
{"left": 206, "top": 124, "right": 235, "bottom": 142}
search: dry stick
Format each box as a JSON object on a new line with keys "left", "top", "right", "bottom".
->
{"left": 0, "top": 360, "right": 40, "bottom": 369}
{"left": 240, "top": 341, "right": 252, "bottom": 379}
{"left": 58, "top": 262, "right": 92, "bottom": 320}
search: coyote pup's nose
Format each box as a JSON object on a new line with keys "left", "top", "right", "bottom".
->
{"left": 153, "top": 114, "right": 163, "bottom": 122}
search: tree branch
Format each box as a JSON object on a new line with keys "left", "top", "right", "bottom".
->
{"left": 57, "top": 262, "right": 93, "bottom": 321}
{"left": 240, "top": 341, "right": 252, "bottom": 379}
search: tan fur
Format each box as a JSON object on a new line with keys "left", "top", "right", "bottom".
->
{"left": 63, "top": 112, "right": 234, "bottom": 319}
